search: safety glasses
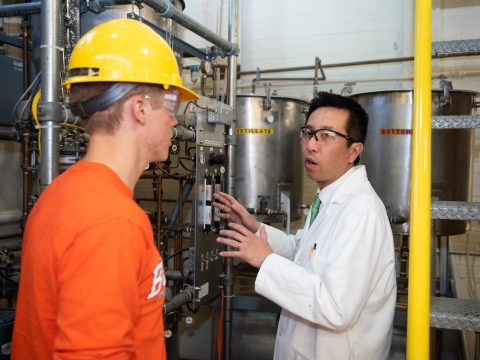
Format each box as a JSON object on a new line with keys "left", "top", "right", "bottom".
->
{"left": 143, "top": 88, "right": 181, "bottom": 118}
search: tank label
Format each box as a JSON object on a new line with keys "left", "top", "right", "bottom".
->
{"left": 379, "top": 128, "right": 413, "bottom": 135}
{"left": 236, "top": 128, "right": 274, "bottom": 134}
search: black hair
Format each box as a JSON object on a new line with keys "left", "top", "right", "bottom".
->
{"left": 305, "top": 91, "right": 369, "bottom": 165}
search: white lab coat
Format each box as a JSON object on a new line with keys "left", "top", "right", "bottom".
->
{"left": 255, "top": 166, "right": 396, "bottom": 360}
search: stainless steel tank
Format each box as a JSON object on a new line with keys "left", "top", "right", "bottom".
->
{"left": 350, "top": 89, "right": 476, "bottom": 235}
{"left": 234, "top": 95, "right": 307, "bottom": 223}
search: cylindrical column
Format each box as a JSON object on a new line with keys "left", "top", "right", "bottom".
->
{"left": 39, "top": 0, "right": 61, "bottom": 190}
{"left": 224, "top": 1, "right": 238, "bottom": 359}
{"left": 407, "top": 0, "right": 432, "bottom": 358}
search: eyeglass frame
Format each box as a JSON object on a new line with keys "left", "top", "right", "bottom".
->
{"left": 299, "top": 126, "right": 358, "bottom": 144}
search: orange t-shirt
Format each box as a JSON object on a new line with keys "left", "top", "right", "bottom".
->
{"left": 12, "top": 161, "right": 166, "bottom": 360}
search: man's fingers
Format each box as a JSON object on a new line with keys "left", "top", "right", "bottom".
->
{"left": 219, "top": 251, "right": 242, "bottom": 258}
{"left": 216, "top": 235, "right": 240, "bottom": 248}
{"left": 226, "top": 222, "right": 251, "bottom": 236}
{"left": 259, "top": 224, "right": 267, "bottom": 240}
{"left": 217, "top": 228, "right": 244, "bottom": 242}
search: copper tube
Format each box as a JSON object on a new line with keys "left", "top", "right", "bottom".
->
{"left": 179, "top": 179, "right": 184, "bottom": 226}
{"left": 152, "top": 171, "right": 158, "bottom": 200}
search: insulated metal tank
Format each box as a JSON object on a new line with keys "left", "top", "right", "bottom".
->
{"left": 234, "top": 95, "right": 307, "bottom": 223}
{"left": 350, "top": 89, "right": 476, "bottom": 235}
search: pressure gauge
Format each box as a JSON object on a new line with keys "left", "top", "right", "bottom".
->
{"left": 200, "top": 60, "right": 212, "bottom": 75}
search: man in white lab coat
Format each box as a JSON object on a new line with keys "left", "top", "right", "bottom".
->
{"left": 214, "top": 91, "right": 396, "bottom": 359}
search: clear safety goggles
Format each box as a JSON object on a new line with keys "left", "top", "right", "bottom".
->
{"left": 300, "top": 126, "right": 357, "bottom": 145}
{"left": 143, "top": 88, "right": 181, "bottom": 118}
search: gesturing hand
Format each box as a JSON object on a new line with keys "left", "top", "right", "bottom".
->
{"left": 216, "top": 223, "right": 273, "bottom": 268}
{"left": 213, "top": 192, "right": 261, "bottom": 234}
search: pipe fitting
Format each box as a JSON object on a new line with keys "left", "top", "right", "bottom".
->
{"left": 37, "top": 101, "right": 64, "bottom": 123}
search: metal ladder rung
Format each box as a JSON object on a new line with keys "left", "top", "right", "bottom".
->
{"left": 431, "top": 201, "right": 480, "bottom": 221}
{"left": 432, "top": 115, "right": 480, "bottom": 129}
{"left": 432, "top": 39, "right": 480, "bottom": 55}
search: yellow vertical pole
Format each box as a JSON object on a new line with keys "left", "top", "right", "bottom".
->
{"left": 407, "top": 0, "right": 432, "bottom": 358}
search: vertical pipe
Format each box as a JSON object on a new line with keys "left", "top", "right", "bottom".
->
{"left": 20, "top": 22, "right": 31, "bottom": 232}
{"left": 224, "top": 1, "right": 238, "bottom": 359}
{"left": 407, "top": 0, "right": 432, "bottom": 358}
{"left": 430, "top": 221, "right": 436, "bottom": 297}
{"left": 22, "top": 23, "right": 29, "bottom": 99}
{"left": 156, "top": 174, "right": 163, "bottom": 250}
{"left": 398, "top": 235, "right": 409, "bottom": 290}
{"left": 39, "top": 0, "right": 61, "bottom": 190}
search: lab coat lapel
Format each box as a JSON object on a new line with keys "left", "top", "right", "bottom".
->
{"left": 302, "top": 166, "right": 368, "bottom": 244}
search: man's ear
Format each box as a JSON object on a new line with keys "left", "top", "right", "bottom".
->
{"left": 349, "top": 142, "right": 363, "bottom": 164}
{"left": 130, "top": 95, "right": 148, "bottom": 126}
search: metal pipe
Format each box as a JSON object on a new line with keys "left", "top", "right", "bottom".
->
{"left": 155, "top": 173, "right": 163, "bottom": 250}
{"left": 22, "top": 23, "right": 29, "bottom": 100}
{"left": 0, "top": 233, "right": 22, "bottom": 241}
{"left": 167, "top": 180, "right": 194, "bottom": 226}
{"left": 407, "top": 0, "right": 431, "bottom": 357}
{"left": 163, "top": 288, "right": 193, "bottom": 315}
{"left": 398, "top": 235, "right": 409, "bottom": 290}
{"left": 139, "top": 0, "right": 238, "bottom": 55}
{"left": 0, "top": 128, "right": 18, "bottom": 141}
{"left": 313, "top": 57, "right": 320, "bottom": 97}
{"left": 20, "top": 132, "right": 30, "bottom": 231}
{"left": 238, "top": 52, "right": 480, "bottom": 76}
{"left": 20, "top": 22, "right": 31, "bottom": 231}
{"left": 0, "top": 2, "right": 41, "bottom": 18}
{"left": 172, "top": 126, "right": 195, "bottom": 142}
{"left": 224, "top": 1, "right": 238, "bottom": 359}
{"left": 201, "top": 74, "right": 208, "bottom": 96}
{"left": 39, "top": 0, "right": 61, "bottom": 191}
{"left": 0, "top": 210, "right": 21, "bottom": 224}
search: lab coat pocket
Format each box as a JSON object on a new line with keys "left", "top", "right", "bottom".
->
{"left": 292, "top": 345, "right": 312, "bottom": 360}
{"left": 307, "top": 250, "right": 327, "bottom": 276}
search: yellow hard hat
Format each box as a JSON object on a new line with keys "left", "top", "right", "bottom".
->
{"left": 62, "top": 18, "right": 199, "bottom": 102}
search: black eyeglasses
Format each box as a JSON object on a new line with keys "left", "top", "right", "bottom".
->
{"left": 300, "top": 126, "right": 356, "bottom": 145}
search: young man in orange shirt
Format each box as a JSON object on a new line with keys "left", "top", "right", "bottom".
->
{"left": 12, "top": 18, "right": 199, "bottom": 359}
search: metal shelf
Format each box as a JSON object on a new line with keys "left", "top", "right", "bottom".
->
{"left": 431, "top": 201, "right": 480, "bottom": 221}
{"left": 432, "top": 39, "right": 480, "bottom": 55}
{"left": 431, "top": 297, "right": 480, "bottom": 331}
{"left": 432, "top": 115, "right": 480, "bottom": 129}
